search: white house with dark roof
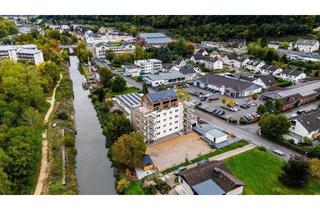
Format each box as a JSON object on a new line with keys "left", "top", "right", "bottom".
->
{"left": 276, "top": 67, "right": 306, "bottom": 83}
{"left": 221, "top": 53, "right": 249, "bottom": 69}
{"left": 259, "top": 64, "right": 283, "bottom": 75}
{"left": 294, "top": 39, "right": 319, "bottom": 53}
{"left": 178, "top": 64, "right": 197, "bottom": 81}
{"left": 178, "top": 160, "right": 244, "bottom": 195}
{"left": 243, "top": 60, "right": 265, "bottom": 73}
{"left": 204, "top": 57, "right": 223, "bottom": 70}
{"left": 283, "top": 110, "right": 320, "bottom": 144}
{"left": 123, "top": 64, "right": 142, "bottom": 76}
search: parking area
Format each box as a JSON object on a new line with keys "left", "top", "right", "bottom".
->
{"left": 146, "top": 132, "right": 212, "bottom": 171}
{"left": 185, "top": 85, "right": 264, "bottom": 122}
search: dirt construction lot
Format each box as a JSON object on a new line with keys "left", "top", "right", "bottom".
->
{"left": 146, "top": 132, "right": 212, "bottom": 171}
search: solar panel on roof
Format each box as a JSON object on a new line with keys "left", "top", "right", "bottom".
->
{"left": 126, "top": 94, "right": 140, "bottom": 104}
{"left": 147, "top": 89, "right": 177, "bottom": 103}
{"left": 117, "top": 96, "right": 131, "bottom": 109}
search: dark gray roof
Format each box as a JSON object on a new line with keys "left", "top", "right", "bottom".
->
{"left": 282, "top": 68, "right": 304, "bottom": 77}
{"left": 295, "top": 39, "right": 318, "bottom": 46}
{"left": 258, "top": 75, "right": 277, "bottom": 87}
{"left": 296, "top": 110, "right": 320, "bottom": 132}
{"left": 180, "top": 161, "right": 244, "bottom": 193}
{"left": 260, "top": 64, "right": 280, "bottom": 72}
{"left": 147, "top": 89, "right": 177, "bottom": 103}
{"left": 196, "top": 74, "right": 260, "bottom": 93}
{"left": 180, "top": 64, "right": 196, "bottom": 74}
{"left": 192, "top": 53, "right": 206, "bottom": 61}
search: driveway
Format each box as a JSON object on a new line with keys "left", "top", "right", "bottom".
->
{"left": 146, "top": 132, "right": 212, "bottom": 171}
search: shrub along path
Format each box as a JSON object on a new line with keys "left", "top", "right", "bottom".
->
{"left": 34, "top": 73, "right": 63, "bottom": 195}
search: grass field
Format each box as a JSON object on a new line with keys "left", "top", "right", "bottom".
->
{"left": 225, "top": 148, "right": 320, "bottom": 195}
{"left": 111, "top": 87, "right": 140, "bottom": 96}
{"left": 125, "top": 181, "right": 145, "bottom": 195}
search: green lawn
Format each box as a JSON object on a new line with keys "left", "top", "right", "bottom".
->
{"left": 125, "top": 181, "right": 145, "bottom": 195}
{"left": 111, "top": 87, "right": 140, "bottom": 96}
{"left": 225, "top": 148, "right": 320, "bottom": 195}
{"left": 116, "top": 66, "right": 124, "bottom": 72}
{"left": 162, "top": 140, "right": 249, "bottom": 174}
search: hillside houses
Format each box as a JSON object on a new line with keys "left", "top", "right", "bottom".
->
{"left": 276, "top": 67, "right": 307, "bottom": 83}
{"left": 294, "top": 39, "right": 319, "bottom": 53}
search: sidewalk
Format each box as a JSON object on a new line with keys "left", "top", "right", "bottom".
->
{"left": 209, "top": 144, "right": 256, "bottom": 161}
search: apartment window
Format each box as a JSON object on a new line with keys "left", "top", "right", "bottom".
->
{"left": 175, "top": 109, "right": 179, "bottom": 112}
{"left": 163, "top": 119, "right": 166, "bottom": 122}
{"left": 163, "top": 130, "right": 166, "bottom": 133}
{"left": 175, "top": 127, "right": 178, "bottom": 129}
{"left": 163, "top": 124, "right": 167, "bottom": 127}
{"left": 157, "top": 132, "right": 160, "bottom": 135}
{"left": 175, "top": 121, "right": 178, "bottom": 124}
{"left": 175, "top": 115, "right": 178, "bottom": 118}
{"left": 169, "top": 117, "right": 172, "bottom": 120}
{"left": 169, "top": 123, "right": 172, "bottom": 125}
{"left": 170, "top": 111, "right": 172, "bottom": 114}
{"left": 169, "top": 128, "right": 172, "bottom": 131}
{"left": 157, "top": 114, "right": 160, "bottom": 117}
{"left": 163, "top": 113, "right": 167, "bottom": 116}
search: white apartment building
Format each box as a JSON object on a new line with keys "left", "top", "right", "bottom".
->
{"left": 131, "top": 90, "right": 184, "bottom": 144}
{"left": 294, "top": 39, "right": 319, "bottom": 53}
{"left": 123, "top": 64, "right": 142, "bottom": 77}
{"left": 0, "top": 45, "right": 44, "bottom": 65}
{"left": 134, "top": 59, "right": 162, "bottom": 74}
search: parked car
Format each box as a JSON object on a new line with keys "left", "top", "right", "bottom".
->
{"left": 297, "top": 110, "right": 305, "bottom": 115}
{"left": 273, "top": 149, "right": 285, "bottom": 156}
{"left": 197, "top": 159, "right": 209, "bottom": 166}
{"left": 174, "top": 166, "right": 187, "bottom": 175}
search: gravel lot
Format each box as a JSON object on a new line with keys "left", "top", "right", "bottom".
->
{"left": 146, "top": 132, "right": 212, "bottom": 171}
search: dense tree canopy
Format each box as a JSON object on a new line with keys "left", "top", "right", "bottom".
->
{"left": 111, "top": 132, "right": 146, "bottom": 168}
{"left": 0, "top": 60, "right": 60, "bottom": 194}
{"left": 41, "top": 16, "right": 319, "bottom": 42}
{"left": 259, "top": 113, "right": 291, "bottom": 141}
{"left": 279, "top": 156, "right": 310, "bottom": 188}
{"left": 0, "top": 17, "right": 17, "bottom": 39}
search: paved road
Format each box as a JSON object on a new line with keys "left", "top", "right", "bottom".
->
{"left": 195, "top": 109, "right": 301, "bottom": 159}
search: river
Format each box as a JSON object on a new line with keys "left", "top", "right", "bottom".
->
{"left": 69, "top": 56, "right": 116, "bottom": 195}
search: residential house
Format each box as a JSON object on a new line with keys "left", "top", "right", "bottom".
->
{"left": 194, "top": 74, "right": 262, "bottom": 97}
{"left": 294, "top": 39, "right": 319, "bottom": 53}
{"left": 204, "top": 57, "right": 224, "bottom": 70}
{"left": 131, "top": 90, "right": 184, "bottom": 144}
{"left": 244, "top": 60, "right": 265, "bottom": 73}
{"left": 196, "top": 49, "right": 208, "bottom": 56}
{"left": 276, "top": 67, "right": 306, "bottom": 84}
{"left": 257, "top": 75, "right": 278, "bottom": 89}
{"left": 284, "top": 110, "right": 320, "bottom": 144}
{"left": 259, "top": 64, "right": 283, "bottom": 76}
{"left": 178, "top": 160, "right": 244, "bottom": 195}
{"left": 268, "top": 41, "right": 281, "bottom": 49}
{"left": 179, "top": 64, "right": 197, "bottom": 81}
{"left": 262, "top": 81, "right": 320, "bottom": 111}
{"left": 221, "top": 53, "right": 249, "bottom": 69}
{"left": 142, "top": 70, "right": 186, "bottom": 87}
{"left": 134, "top": 59, "right": 163, "bottom": 74}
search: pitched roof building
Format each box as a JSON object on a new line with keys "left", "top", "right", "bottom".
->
{"left": 178, "top": 161, "right": 244, "bottom": 195}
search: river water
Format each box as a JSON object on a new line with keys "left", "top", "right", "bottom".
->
{"left": 69, "top": 56, "right": 116, "bottom": 195}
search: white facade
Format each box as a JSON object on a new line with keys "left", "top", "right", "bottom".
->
{"left": 134, "top": 59, "right": 162, "bottom": 74}
{"left": 244, "top": 61, "right": 265, "bottom": 73}
{"left": 204, "top": 59, "right": 223, "bottom": 70}
{"left": 123, "top": 65, "right": 142, "bottom": 77}
{"left": 132, "top": 101, "right": 184, "bottom": 143}
{"left": 0, "top": 45, "right": 44, "bottom": 65}
{"left": 276, "top": 72, "right": 306, "bottom": 83}
{"left": 205, "top": 129, "right": 228, "bottom": 144}
{"left": 294, "top": 39, "right": 319, "bottom": 53}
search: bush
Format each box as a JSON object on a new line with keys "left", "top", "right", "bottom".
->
{"left": 309, "top": 158, "right": 320, "bottom": 179}
{"left": 64, "top": 135, "right": 75, "bottom": 147}
{"left": 154, "top": 179, "right": 171, "bottom": 194}
{"left": 257, "top": 146, "right": 267, "bottom": 152}
{"left": 279, "top": 156, "right": 310, "bottom": 188}
{"left": 57, "top": 111, "right": 68, "bottom": 120}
